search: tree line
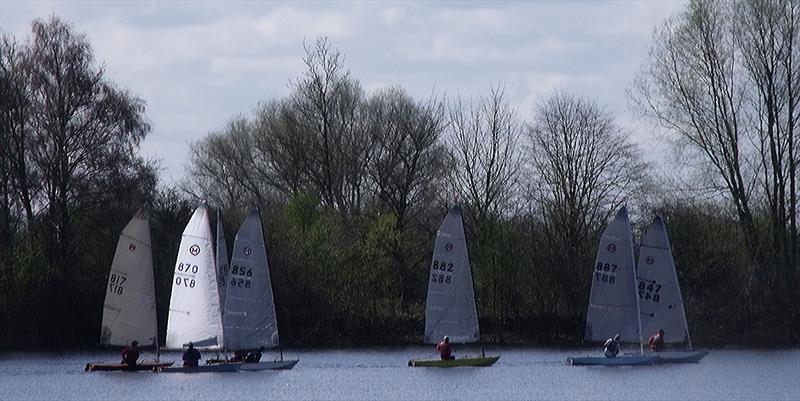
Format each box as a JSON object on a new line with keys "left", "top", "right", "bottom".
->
{"left": 1, "top": 0, "right": 798, "bottom": 349}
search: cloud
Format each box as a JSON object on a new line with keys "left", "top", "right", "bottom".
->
{"left": 1, "top": 1, "right": 684, "bottom": 184}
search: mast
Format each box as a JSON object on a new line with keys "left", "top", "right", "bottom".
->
{"left": 630, "top": 206, "right": 644, "bottom": 355}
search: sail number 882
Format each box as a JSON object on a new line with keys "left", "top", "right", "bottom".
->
{"left": 431, "top": 260, "right": 453, "bottom": 284}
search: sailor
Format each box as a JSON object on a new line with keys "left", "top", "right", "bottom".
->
{"left": 436, "top": 336, "right": 455, "bottom": 360}
{"left": 244, "top": 347, "right": 264, "bottom": 363}
{"left": 182, "top": 342, "right": 201, "bottom": 367}
{"left": 230, "top": 350, "right": 246, "bottom": 362}
{"left": 648, "top": 329, "right": 666, "bottom": 352}
{"left": 120, "top": 341, "right": 140, "bottom": 366}
{"left": 604, "top": 333, "right": 621, "bottom": 358}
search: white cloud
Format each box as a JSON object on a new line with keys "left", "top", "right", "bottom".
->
{"left": 1, "top": 0, "right": 685, "bottom": 184}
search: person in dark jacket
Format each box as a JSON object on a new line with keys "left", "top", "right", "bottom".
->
{"left": 604, "top": 334, "right": 621, "bottom": 358}
{"left": 182, "top": 342, "right": 201, "bottom": 367}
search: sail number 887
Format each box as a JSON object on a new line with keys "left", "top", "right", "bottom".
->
{"left": 594, "top": 262, "right": 618, "bottom": 284}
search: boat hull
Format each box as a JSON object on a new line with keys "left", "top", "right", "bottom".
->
{"left": 157, "top": 363, "right": 240, "bottom": 373}
{"left": 237, "top": 359, "right": 299, "bottom": 371}
{"left": 85, "top": 361, "right": 174, "bottom": 372}
{"left": 408, "top": 355, "right": 500, "bottom": 367}
{"left": 567, "top": 355, "right": 658, "bottom": 366}
{"left": 652, "top": 350, "right": 708, "bottom": 364}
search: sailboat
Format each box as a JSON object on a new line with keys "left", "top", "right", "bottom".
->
{"left": 409, "top": 204, "right": 499, "bottom": 368}
{"left": 568, "top": 206, "right": 657, "bottom": 366}
{"left": 158, "top": 204, "right": 236, "bottom": 372}
{"left": 85, "top": 209, "right": 174, "bottom": 372}
{"left": 221, "top": 206, "right": 298, "bottom": 370}
{"left": 637, "top": 215, "right": 708, "bottom": 363}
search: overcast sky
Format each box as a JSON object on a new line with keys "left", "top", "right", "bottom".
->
{"left": 1, "top": 1, "right": 684, "bottom": 184}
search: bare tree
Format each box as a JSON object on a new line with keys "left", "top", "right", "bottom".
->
{"left": 290, "top": 37, "right": 369, "bottom": 214}
{"left": 527, "top": 90, "right": 647, "bottom": 316}
{"left": 734, "top": 0, "right": 800, "bottom": 281}
{"left": 631, "top": 0, "right": 800, "bottom": 285}
{"left": 186, "top": 116, "right": 256, "bottom": 209}
{"left": 529, "top": 90, "right": 647, "bottom": 246}
{"left": 366, "top": 87, "right": 447, "bottom": 230}
{"left": 0, "top": 33, "right": 36, "bottom": 233}
{"left": 448, "top": 84, "right": 523, "bottom": 218}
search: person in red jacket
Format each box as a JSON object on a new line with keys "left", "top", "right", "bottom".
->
{"left": 435, "top": 336, "right": 455, "bottom": 360}
{"left": 120, "top": 341, "right": 140, "bottom": 366}
{"left": 648, "top": 329, "right": 666, "bottom": 352}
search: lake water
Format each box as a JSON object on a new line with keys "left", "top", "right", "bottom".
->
{"left": 1, "top": 347, "right": 797, "bottom": 400}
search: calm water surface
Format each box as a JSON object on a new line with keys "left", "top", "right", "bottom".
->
{"left": 1, "top": 347, "right": 798, "bottom": 400}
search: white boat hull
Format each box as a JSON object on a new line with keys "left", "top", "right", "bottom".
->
{"left": 651, "top": 350, "right": 708, "bottom": 364}
{"left": 567, "top": 355, "right": 658, "bottom": 366}
{"left": 237, "top": 359, "right": 299, "bottom": 370}
{"left": 157, "top": 363, "right": 240, "bottom": 373}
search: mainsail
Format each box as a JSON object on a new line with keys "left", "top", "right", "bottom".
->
{"left": 637, "top": 215, "right": 692, "bottom": 346}
{"left": 223, "top": 207, "right": 280, "bottom": 350}
{"left": 216, "top": 209, "right": 230, "bottom": 314}
{"left": 584, "top": 206, "right": 642, "bottom": 344}
{"left": 166, "top": 205, "right": 224, "bottom": 349}
{"left": 100, "top": 208, "right": 158, "bottom": 347}
{"left": 424, "top": 204, "right": 479, "bottom": 344}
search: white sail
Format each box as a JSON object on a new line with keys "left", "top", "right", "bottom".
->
{"left": 424, "top": 204, "right": 479, "bottom": 344}
{"left": 223, "top": 207, "right": 280, "bottom": 350}
{"left": 100, "top": 209, "right": 158, "bottom": 347}
{"left": 216, "top": 209, "right": 230, "bottom": 314}
{"left": 166, "top": 205, "right": 224, "bottom": 349}
{"left": 637, "top": 215, "right": 691, "bottom": 345}
{"left": 584, "top": 206, "right": 642, "bottom": 344}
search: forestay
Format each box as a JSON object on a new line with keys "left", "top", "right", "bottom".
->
{"left": 100, "top": 209, "right": 158, "bottom": 347}
{"left": 216, "top": 209, "right": 230, "bottom": 314}
{"left": 424, "top": 204, "right": 479, "bottom": 344}
{"left": 166, "top": 205, "right": 224, "bottom": 349}
{"left": 585, "top": 206, "right": 642, "bottom": 344}
{"left": 223, "top": 207, "right": 280, "bottom": 350}
{"left": 637, "top": 215, "right": 691, "bottom": 345}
